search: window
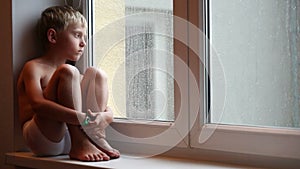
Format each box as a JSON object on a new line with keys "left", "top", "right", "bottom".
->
{"left": 90, "top": 0, "right": 174, "bottom": 121}
{"left": 209, "top": 0, "right": 300, "bottom": 128}
{"left": 83, "top": 0, "right": 300, "bottom": 164}
{"left": 191, "top": 0, "right": 300, "bottom": 161}
{"left": 84, "top": 0, "right": 190, "bottom": 156}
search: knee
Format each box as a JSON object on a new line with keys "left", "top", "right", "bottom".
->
{"left": 57, "top": 64, "right": 80, "bottom": 80}
{"left": 96, "top": 68, "right": 108, "bottom": 83}
{"left": 85, "top": 67, "right": 108, "bottom": 82}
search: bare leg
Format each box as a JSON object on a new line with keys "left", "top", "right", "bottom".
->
{"left": 81, "top": 67, "right": 120, "bottom": 158}
{"left": 40, "top": 64, "right": 109, "bottom": 161}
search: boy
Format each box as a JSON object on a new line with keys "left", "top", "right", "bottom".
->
{"left": 17, "top": 5, "right": 120, "bottom": 162}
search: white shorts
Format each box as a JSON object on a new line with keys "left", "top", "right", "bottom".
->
{"left": 23, "top": 119, "right": 71, "bottom": 156}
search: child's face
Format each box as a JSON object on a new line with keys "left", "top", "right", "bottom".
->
{"left": 56, "top": 22, "right": 87, "bottom": 61}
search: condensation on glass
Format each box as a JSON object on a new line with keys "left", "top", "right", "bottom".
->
{"left": 209, "top": 0, "right": 300, "bottom": 128}
{"left": 93, "top": 0, "right": 174, "bottom": 121}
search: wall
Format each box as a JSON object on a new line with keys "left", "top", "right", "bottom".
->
{"left": 12, "top": 0, "right": 65, "bottom": 151}
{"left": 0, "top": 0, "right": 14, "bottom": 168}
{"left": 0, "top": 1, "right": 64, "bottom": 168}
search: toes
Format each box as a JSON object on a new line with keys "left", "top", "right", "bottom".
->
{"left": 83, "top": 154, "right": 91, "bottom": 161}
{"left": 87, "top": 152, "right": 110, "bottom": 162}
{"left": 90, "top": 153, "right": 104, "bottom": 162}
{"left": 109, "top": 149, "right": 120, "bottom": 158}
{"left": 98, "top": 147, "right": 120, "bottom": 159}
{"left": 96, "top": 154, "right": 103, "bottom": 161}
{"left": 101, "top": 152, "right": 110, "bottom": 161}
{"left": 88, "top": 154, "right": 95, "bottom": 161}
{"left": 93, "top": 154, "right": 101, "bottom": 161}
{"left": 104, "top": 152, "right": 119, "bottom": 159}
{"left": 68, "top": 141, "right": 113, "bottom": 162}
{"left": 79, "top": 152, "right": 110, "bottom": 162}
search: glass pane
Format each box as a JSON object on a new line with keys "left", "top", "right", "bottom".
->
{"left": 209, "top": 0, "right": 300, "bottom": 128}
{"left": 93, "top": 0, "right": 174, "bottom": 121}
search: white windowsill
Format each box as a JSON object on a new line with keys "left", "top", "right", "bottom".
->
{"left": 5, "top": 152, "right": 257, "bottom": 169}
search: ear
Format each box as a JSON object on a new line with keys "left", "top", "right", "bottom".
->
{"left": 47, "top": 28, "right": 57, "bottom": 44}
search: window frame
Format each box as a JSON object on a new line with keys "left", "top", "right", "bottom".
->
{"left": 189, "top": 0, "right": 300, "bottom": 160}
{"left": 82, "top": 0, "right": 300, "bottom": 163}
{"left": 82, "top": 0, "right": 190, "bottom": 150}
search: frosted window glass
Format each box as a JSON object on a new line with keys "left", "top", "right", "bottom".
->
{"left": 210, "top": 0, "right": 300, "bottom": 128}
{"left": 93, "top": 0, "right": 174, "bottom": 121}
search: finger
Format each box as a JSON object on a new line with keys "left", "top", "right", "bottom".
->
{"left": 87, "top": 121, "right": 98, "bottom": 128}
{"left": 87, "top": 109, "right": 93, "bottom": 116}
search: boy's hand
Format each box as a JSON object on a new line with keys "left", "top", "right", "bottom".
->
{"left": 87, "top": 109, "right": 110, "bottom": 128}
{"left": 82, "top": 109, "right": 109, "bottom": 138}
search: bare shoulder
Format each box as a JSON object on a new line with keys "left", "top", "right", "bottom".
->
{"left": 23, "top": 59, "right": 43, "bottom": 71}
{"left": 17, "top": 59, "right": 44, "bottom": 88}
{"left": 21, "top": 59, "right": 46, "bottom": 77}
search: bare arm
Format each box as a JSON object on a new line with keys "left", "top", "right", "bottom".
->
{"left": 20, "top": 62, "right": 85, "bottom": 125}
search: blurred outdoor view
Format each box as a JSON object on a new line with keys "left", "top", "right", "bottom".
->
{"left": 93, "top": 0, "right": 174, "bottom": 121}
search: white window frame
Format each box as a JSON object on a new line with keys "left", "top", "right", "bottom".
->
{"left": 190, "top": 0, "right": 300, "bottom": 160}
{"left": 82, "top": 0, "right": 300, "bottom": 163}
{"left": 82, "top": 0, "right": 190, "bottom": 152}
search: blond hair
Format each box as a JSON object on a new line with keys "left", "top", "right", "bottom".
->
{"left": 37, "top": 5, "right": 87, "bottom": 49}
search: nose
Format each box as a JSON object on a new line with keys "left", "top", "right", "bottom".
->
{"left": 80, "top": 38, "right": 86, "bottom": 47}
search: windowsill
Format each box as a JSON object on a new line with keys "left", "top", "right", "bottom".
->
{"left": 5, "top": 152, "right": 257, "bottom": 169}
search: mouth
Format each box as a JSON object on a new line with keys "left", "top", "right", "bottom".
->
{"left": 78, "top": 50, "right": 84, "bottom": 54}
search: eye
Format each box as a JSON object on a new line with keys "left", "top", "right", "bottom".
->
{"left": 74, "top": 33, "right": 81, "bottom": 38}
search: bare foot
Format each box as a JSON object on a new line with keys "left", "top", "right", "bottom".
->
{"left": 83, "top": 110, "right": 120, "bottom": 159}
{"left": 69, "top": 138, "right": 110, "bottom": 161}
{"left": 91, "top": 137, "right": 120, "bottom": 159}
